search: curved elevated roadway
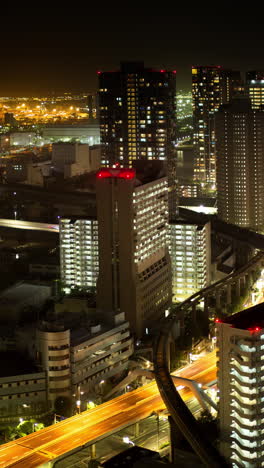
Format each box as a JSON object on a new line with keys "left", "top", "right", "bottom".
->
{"left": 153, "top": 251, "right": 264, "bottom": 466}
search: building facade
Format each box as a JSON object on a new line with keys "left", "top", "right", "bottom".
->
{"left": 217, "top": 304, "right": 264, "bottom": 467}
{"left": 96, "top": 166, "right": 172, "bottom": 337}
{"left": 0, "top": 371, "right": 47, "bottom": 420}
{"left": 169, "top": 220, "right": 211, "bottom": 302}
{"left": 36, "top": 311, "right": 133, "bottom": 409}
{"left": 60, "top": 217, "right": 99, "bottom": 293}
{"left": 98, "top": 62, "right": 176, "bottom": 168}
{"left": 98, "top": 62, "right": 177, "bottom": 220}
{"left": 192, "top": 66, "right": 241, "bottom": 184}
{"left": 246, "top": 70, "right": 264, "bottom": 110}
{"left": 215, "top": 97, "right": 264, "bottom": 231}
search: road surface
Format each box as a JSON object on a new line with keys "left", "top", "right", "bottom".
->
{"left": 0, "top": 351, "right": 216, "bottom": 468}
{"left": 0, "top": 219, "right": 59, "bottom": 233}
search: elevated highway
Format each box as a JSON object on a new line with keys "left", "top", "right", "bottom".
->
{"left": 0, "top": 219, "right": 59, "bottom": 233}
{"left": 153, "top": 251, "right": 264, "bottom": 466}
{"left": 0, "top": 352, "right": 216, "bottom": 467}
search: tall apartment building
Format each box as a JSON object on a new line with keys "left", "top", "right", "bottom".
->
{"left": 98, "top": 61, "right": 176, "bottom": 167}
{"left": 246, "top": 70, "right": 264, "bottom": 109}
{"left": 60, "top": 217, "right": 99, "bottom": 293}
{"left": 96, "top": 164, "right": 172, "bottom": 337}
{"left": 192, "top": 66, "right": 241, "bottom": 184}
{"left": 215, "top": 97, "right": 264, "bottom": 230}
{"left": 217, "top": 303, "right": 264, "bottom": 467}
{"left": 98, "top": 62, "right": 177, "bottom": 220}
{"left": 169, "top": 220, "right": 211, "bottom": 302}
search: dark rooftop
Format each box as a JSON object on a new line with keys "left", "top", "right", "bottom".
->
{"left": 102, "top": 446, "right": 161, "bottom": 468}
{"left": 0, "top": 351, "right": 38, "bottom": 378}
{"left": 221, "top": 302, "right": 264, "bottom": 331}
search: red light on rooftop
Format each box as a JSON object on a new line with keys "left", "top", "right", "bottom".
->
{"left": 160, "top": 69, "right": 165, "bottom": 73}
{"left": 118, "top": 169, "right": 136, "bottom": 180}
{"left": 96, "top": 168, "right": 136, "bottom": 180}
{"left": 248, "top": 326, "right": 262, "bottom": 333}
{"left": 97, "top": 71, "right": 102, "bottom": 75}
{"left": 96, "top": 169, "right": 111, "bottom": 179}
{"left": 173, "top": 70, "right": 177, "bottom": 74}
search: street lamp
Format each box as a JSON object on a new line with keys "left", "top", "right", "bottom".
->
{"left": 76, "top": 400, "right": 81, "bottom": 414}
{"left": 123, "top": 436, "right": 135, "bottom": 446}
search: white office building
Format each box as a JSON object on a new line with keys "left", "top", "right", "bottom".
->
{"left": 217, "top": 304, "right": 264, "bottom": 467}
{"left": 60, "top": 218, "right": 99, "bottom": 293}
{"left": 169, "top": 220, "right": 211, "bottom": 302}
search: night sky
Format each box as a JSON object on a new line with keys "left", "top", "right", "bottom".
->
{"left": 1, "top": 13, "right": 264, "bottom": 96}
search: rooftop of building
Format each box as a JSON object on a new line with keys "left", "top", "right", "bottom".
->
{"left": 0, "top": 351, "right": 39, "bottom": 378}
{"left": 0, "top": 281, "right": 51, "bottom": 308}
{"left": 96, "top": 160, "right": 167, "bottom": 186}
{"left": 179, "top": 197, "right": 216, "bottom": 208}
{"left": 220, "top": 302, "right": 264, "bottom": 331}
{"left": 169, "top": 216, "right": 210, "bottom": 229}
{"left": 99, "top": 61, "right": 176, "bottom": 75}
{"left": 59, "top": 215, "right": 97, "bottom": 223}
{"left": 42, "top": 119, "right": 99, "bottom": 128}
{"left": 102, "top": 446, "right": 161, "bottom": 468}
{"left": 218, "top": 96, "right": 253, "bottom": 112}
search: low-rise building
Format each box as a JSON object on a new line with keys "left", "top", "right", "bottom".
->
{"left": 36, "top": 310, "right": 133, "bottom": 409}
{"left": 52, "top": 142, "right": 101, "bottom": 178}
{"left": 42, "top": 122, "right": 100, "bottom": 146}
{"left": 0, "top": 351, "right": 48, "bottom": 420}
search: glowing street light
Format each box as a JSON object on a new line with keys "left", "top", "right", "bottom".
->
{"left": 123, "top": 436, "right": 135, "bottom": 446}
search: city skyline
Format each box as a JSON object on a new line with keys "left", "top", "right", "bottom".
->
{"left": 1, "top": 14, "right": 264, "bottom": 95}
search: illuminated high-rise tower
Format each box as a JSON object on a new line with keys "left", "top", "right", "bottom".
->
{"left": 246, "top": 70, "right": 264, "bottom": 109}
{"left": 192, "top": 66, "right": 241, "bottom": 185}
{"left": 217, "top": 303, "right": 264, "bottom": 467}
{"left": 98, "top": 62, "right": 177, "bottom": 220}
{"left": 98, "top": 62, "right": 176, "bottom": 167}
{"left": 96, "top": 164, "right": 172, "bottom": 337}
{"left": 215, "top": 97, "right": 264, "bottom": 231}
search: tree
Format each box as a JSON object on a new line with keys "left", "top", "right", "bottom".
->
{"left": 54, "top": 396, "right": 72, "bottom": 418}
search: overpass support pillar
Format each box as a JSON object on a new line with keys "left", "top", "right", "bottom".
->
{"left": 192, "top": 303, "right": 197, "bottom": 322}
{"left": 226, "top": 284, "right": 232, "bottom": 305}
{"left": 241, "top": 275, "right": 246, "bottom": 293}
{"left": 166, "top": 339, "right": 171, "bottom": 373}
{"left": 236, "top": 278, "right": 240, "bottom": 298}
{"left": 204, "top": 297, "right": 209, "bottom": 320}
{"left": 216, "top": 290, "right": 221, "bottom": 310}
{"left": 248, "top": 270, "right": 254, "bottom": 287}
{"left": 203, "top": 297, "right": 209, "bottom": 335}
{"left": 134, "top": 421, "right": 140, "bottom": 437}
{"left": 90, "top": 444, "right": 96, "bottom": 459}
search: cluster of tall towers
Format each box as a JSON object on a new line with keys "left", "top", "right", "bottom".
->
{"left": 192, "top": 66, "right": 264, "bottom": 231}
{"left": 60, "top": 62, "right": 264, "bottom": 337}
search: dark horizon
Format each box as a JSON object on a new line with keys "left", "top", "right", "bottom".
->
{"left": 1, "top": 13, "right": 264, "bottom": 96}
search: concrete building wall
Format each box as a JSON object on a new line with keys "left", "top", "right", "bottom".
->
{"left": 71, "top": 318, "right": 133, "bottom": 396}
{"left": 170, "top": 221, "right": 211, "bottom": 302}
{"left": 96, "top": 171, "right": 171, "bottom": 336}
{"left": 36, "top": 327, "right": 71, "bottom": 404}
{"left": 217, "top": 321, "right": 264, "bottom": 466}
{"left": 0, "top": 371, "right": 47, "bottom": 418}
{"left": 60, "top": 218, "right": 99, "bottom": 293}
{"left": 216, "top": 98, "right": 264, "bottom": 231}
